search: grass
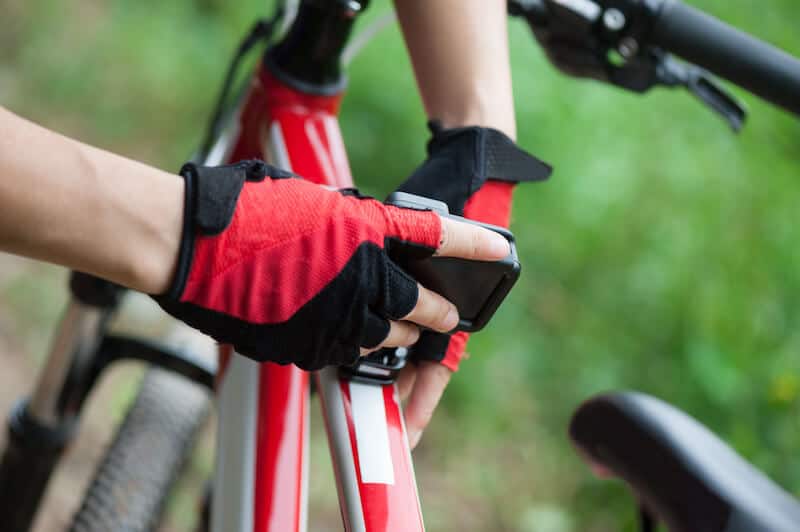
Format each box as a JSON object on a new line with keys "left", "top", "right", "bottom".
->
{"left": 3, "top": 1, "right": 800, "bottom": 530}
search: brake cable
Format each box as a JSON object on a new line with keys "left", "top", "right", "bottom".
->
{"left": 198, "top": 7, "right": 284, "bottom": 161}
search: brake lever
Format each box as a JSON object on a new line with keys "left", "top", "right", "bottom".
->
{"left": 656, "top": 55, "right": 747, "bottom": 132}
{"left": 509, "top": 0, "right": 749, "bottom": 132}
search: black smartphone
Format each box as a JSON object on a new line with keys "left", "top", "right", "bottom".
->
{"left": 384, "top": 192, "right": 520, "bottom": 333}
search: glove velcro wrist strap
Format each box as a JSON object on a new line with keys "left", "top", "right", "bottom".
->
{"left": 163, "top": 159, "right": 294, "bottom": 300}
{"left": 426, "top": 121, "right": 552, "bottom": 185}
{"left": 480, "top": 128, "right": 552, "bottom": 185}
{"left": 400, "top": 122, "right": 553, "bottom": 216}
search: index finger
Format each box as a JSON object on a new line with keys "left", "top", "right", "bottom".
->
{"left": 437, "top": 216, "right": 510, "bottom": 261}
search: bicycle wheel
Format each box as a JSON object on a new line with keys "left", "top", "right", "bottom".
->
{"left": 69, "top": 367, "right": 211, "bottom": 532}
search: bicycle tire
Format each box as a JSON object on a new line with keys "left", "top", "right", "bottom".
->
{"left": 69, "top": 367, "right": 211, "bottom": 532}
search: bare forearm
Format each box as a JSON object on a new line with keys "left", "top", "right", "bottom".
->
{"left": 0, "top": 106, "right": 183, "bottom": 293}
{"left": 394, "top": 0, "right": 516, "bottom": 139}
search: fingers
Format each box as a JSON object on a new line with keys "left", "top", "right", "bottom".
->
{"left": 397, "top": 364, "right": 417, "bottom": 401}
{"left": 401, "top": 283, "right": 459, "bottom": 332}
{"left": 437, "top": 216, "right": 510, "bottom": 261}
{"left": 361, "top": 312, "right": 391, "bottom": 349}
{"left": 404, "top": 361, "right": 452, "bottom": 449}
{"left": 381, "top": 321, "right": 420, "bottom": 349}
{"left": 359, "top": 320, "right": 420, "bottom": 356}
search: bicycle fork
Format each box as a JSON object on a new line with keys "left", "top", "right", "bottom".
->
{"left": 0, "top": 275, "right": 115, "bottom": 532}
{"left": 0, "top": 272, "right": 216, "bottom": 532}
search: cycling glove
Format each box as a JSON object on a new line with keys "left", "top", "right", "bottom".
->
{"left": 395, "top": 122, "right": 551, "bottom": 371}
{"left": 155, "top": 160, "right": 442, "bottom": 370}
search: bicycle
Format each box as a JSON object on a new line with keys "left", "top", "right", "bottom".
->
{"left": 1, "top": 1, "right": 799, "bottom": 531}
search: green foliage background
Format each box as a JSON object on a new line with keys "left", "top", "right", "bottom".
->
{"left": 3, "top": 1, "right": 799, "bottom": 530}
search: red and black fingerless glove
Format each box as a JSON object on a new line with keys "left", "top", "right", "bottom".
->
{"left": 395, "top": 122, "right": 551, "bottom": 371}
{"left": 155, "top": 160, "right": 442, "bottom": 370}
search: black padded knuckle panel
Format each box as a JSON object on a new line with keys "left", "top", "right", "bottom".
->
{"left": 333, "top": 343, "right": 361, "bottom": 368}
{"left": 361, "top": 311, "right": 391, "bottom": 349}
{"left": 383, "top": 236, "right": 437, "bottom": 262}
{"left": 380, "top": 257, "right": 419, "bottom": 320}
{"left": 156, "top": 241, "right": 399, "bottom": 370}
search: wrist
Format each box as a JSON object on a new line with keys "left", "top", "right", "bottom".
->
{"left": 132, "top": 173, "right": 184, "bottom": 294}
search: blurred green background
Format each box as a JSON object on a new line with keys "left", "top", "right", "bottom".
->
{"left": 2, "top": 1, "right": 799, "bottom": 531}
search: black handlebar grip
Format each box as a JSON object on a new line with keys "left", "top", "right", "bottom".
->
{"left": 650, "top": 0, "right": 800, "bottom": 116}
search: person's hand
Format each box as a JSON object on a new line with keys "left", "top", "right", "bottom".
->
{"left": 154, "top": 160, "right": 509, "bottom": 370}
{"left": 397, "top": 360, "right": 452, "bottom": 448}
{"left": 395, "top": 121, "right": 550, "bottom": 371}
{"left": 392, "top": 122, "right": 551, "bottom": 447}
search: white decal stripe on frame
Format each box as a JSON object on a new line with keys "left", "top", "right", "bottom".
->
{"left": 349, "top": 381, "right": 395, "bottom": 485}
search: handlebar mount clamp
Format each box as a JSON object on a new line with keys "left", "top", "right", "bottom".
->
{"left": 339, "top": 348, "right": 408, "bottom": 386}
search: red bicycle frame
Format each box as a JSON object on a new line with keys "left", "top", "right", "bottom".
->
{"left": 210, "top": 62, "right": 425, "bottom": 532}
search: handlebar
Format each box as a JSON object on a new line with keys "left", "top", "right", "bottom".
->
{"left": 651, "top": 0, "right": 800, "bottom": 115}
{"left": 510, "top": 0, "right": 800, "bottom": 124}
{"left": 570, "top": 392, "right": 800, "bottom": 532}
